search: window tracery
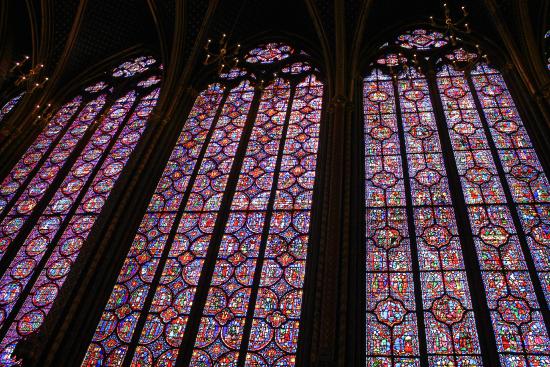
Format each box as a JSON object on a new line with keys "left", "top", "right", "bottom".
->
{"left": 82, "top": 42, "right": 324, "bottom": 367}
{"left": 545, "top": 30, "right": 550, "bottom": 71}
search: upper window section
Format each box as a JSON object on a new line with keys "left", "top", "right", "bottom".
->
{"left": 245, "top": 42, "right": 294, "bottom": 64}
{"left": 112, "top": 56, "right": 157, "bottom": 77}
{"left": 84, "top": 81, "right": 109, "bottom": 93}
{"left": 0, "top": 92, "right": 24, "bottom": 126}
{"left": 396, "top": 28, "right": 448, "bottom": 50}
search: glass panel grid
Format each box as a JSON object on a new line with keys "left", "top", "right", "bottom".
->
{"left": 364, "top": 69, "right": 420, "bottom": 367}
{"left": 0, "top": 93, "right": 24, "bottom": 125}
{"left": 81, "top": 81, "right": 255, "bottom": 366}
{"left": 437, "top": 64, "right": 550, "bottom": 366}
{"left": 82, "top": 44, "right": 323, "bottom": 367}
{"left": 189, "top": 79, "right": 292, "bottom": 365}
{"left": 397, "top": 70, "right": 482, "bottom": 366}
{"left": 0, "top": 96, "right": 107, "bottom": 259}
{"left": 244, "top": 75, "right": 323, "bottom": 366}
{"left": 0, "top": 91, "right": 138, "bottom": 362}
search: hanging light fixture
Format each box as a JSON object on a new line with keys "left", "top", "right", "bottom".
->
{"left": 203, "top": 0, "right": 248, "bottom": 74}
{"left": 203, "top": 33, "right": 241, "bottom": 74}
{"left": 8, "top": 55, "right": 49, "bottom": 93}
{"left": 429, "top": 2, "right": 471, "bottom": 44}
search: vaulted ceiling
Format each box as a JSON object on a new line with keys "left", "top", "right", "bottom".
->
{"left": 1, "top": 0, "right": 548, "bottom": 90}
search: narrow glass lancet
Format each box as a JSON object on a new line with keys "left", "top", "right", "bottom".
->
{"left": 0, "top": 93, "right": 24, "bottom": 125}
{"left": 365, "top": 28, "right": 550, "bottom": 366}
{"left": 0, "top": 97, "right": 82, "bottom": 214}
{"left": 471, "top": 63, "right": 550, "bottom": 303}
{"left": 0, "top": 95, "right": 107, "bottom": 257}
{"left": 437, "top": 64, "right": 550, "bottom": 366}
{"left": 364, "top": 69, "right": 421, "bottom": 366}
{"left": 189, "top": 79, "right": 292, "bottom": 364}
{"left": 245, "top": 75, "right": 323, "bottom": 365}
{"left": 397, "top": 69, "right": 481, "bottom": 365}
{"left": 81, "top": 82, "right": 250, "bottom": 365}
{"left": 0, "top": 89, "right": 160, "bottom": 362}
{"left": 364, "top": 66, "right": 483, "bottom": 366}
{"left": 0, "top": 55, "right": 162, "bottom": 364}
{"left": 131, "top": 81, "right": 253, "bottom": 366}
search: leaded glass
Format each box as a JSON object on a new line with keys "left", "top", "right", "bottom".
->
{"left": 0, "top": 97, "right": 82, "bottom": 216}
{"left": 131, "top": 81, "right": 253, "bottom": 366}
{"left": 245, "top": 43, "right": 294, "bottom": 64}
{"left": 364, "top": 69, "right": 420, "bottom": 366}
{"left": 220, "top": 68, "right": 248, "bottom": 80}
{"left": 396, "top": 29, "right": 447, "bottom": 50}
{"left": 365, "top": 27, "right": 550, "bottom": 366}
{"left": 0, "top": 95, "right": 107, "bottom": 257}
{"left": 83, "top": 84, "right": 232, "bottom": 366}
{"left": 545, "top": 30, "right": 550, "bottom": 71}
{"left": 398, "top": 69, "right": 481, "bottom": 365}
{"left": 84, "top": 82, "right": 108, "bottom": 93}
{"left": 112, "top": 56, "right": 156, "bottom": 78}
{"left": 364, "top": 65, "right": 483, "bottom": 366}
{"left": 437, "top": 64, "right": 550, "bottom": 366}
{"left": 82, "top": 43, "right": 323, "bottom": 367}
{"left": 190, "top": 79, "right": 292, "bottom": 364}
{"left": 245, "top": 75, "right": 323, "bottom": 365}
{"left": 471, "top": 63, "right": 550, "bottom": 304}
{"left": 0, "top": 56, "right": 162, "bottom": 364}
{"left": 0, "top": 93, "right": 24, "bottom": 125}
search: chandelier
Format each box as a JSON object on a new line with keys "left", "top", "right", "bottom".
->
{"left": 430, "top": 2, "right": 470, "bottom": 45}
{"left": 9, "top": 55, "right": 49, "bottom": 93}
{"left": 203, "top": 33, "right": 242, "bottom": 74}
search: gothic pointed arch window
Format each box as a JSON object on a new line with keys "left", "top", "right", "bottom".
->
{"left": 362, "top": 28, "right": 550, "bottom": 366}
{"left": 0, "top": 55, "right": 162, "bottom": 364}
{"left": 81, "top": 42, "right": 324, "bottom": 366}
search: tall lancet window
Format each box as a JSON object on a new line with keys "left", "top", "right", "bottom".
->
{"left": 0, "top": 55, "right": 162, "bottom": 364}
{"left": 363, "top": 28, "right": 550, "bottom": 367}
{"left": 82, "top": 42, "right": 324, "bottom": 367}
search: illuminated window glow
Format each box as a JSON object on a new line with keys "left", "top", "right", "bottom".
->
{"left": 82, "top": 43, "right": 323, "bottom": 367}
{"left": 0, "top": 56, "right": 162, "bottom": 364}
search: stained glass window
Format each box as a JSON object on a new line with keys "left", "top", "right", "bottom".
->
{"left": 245, "top": 42, "right": 294, "bottom": 64}
{"left": 395, "top": 29, "right": 447, "bottom": 50}
{"left": 545, "top": 30, "right": 550, "bottom": 71}
{"left": 0, "top": 92, "right": 24, "bottom": 126}
{"left": 82, "top": 43, "right": 323, "bottom": 367}
{"left": 0, "top": 55, "right": 162, "bottom": 364}
{"left": 364, "top": 29, "right": 550, "bottom": 367}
